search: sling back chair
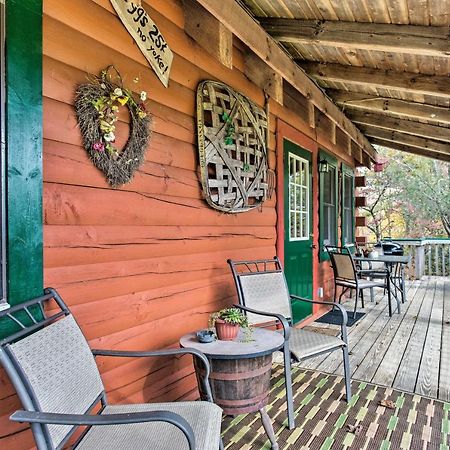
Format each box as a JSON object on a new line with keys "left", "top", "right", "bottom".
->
{"left": 0, "top": 288, "right": 223, "bottom": 450}
{"left": 326, "top": 246, "right": 391, "bottom": 319}
{"left": 228, "top": 257, "right": 351, "bottom": 431}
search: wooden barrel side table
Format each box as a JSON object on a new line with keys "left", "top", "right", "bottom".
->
{"left": 180, "top": 328, "right": 284, "bottom": 450}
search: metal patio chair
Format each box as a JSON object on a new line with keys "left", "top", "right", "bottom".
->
{"left": 228, "top": 257, "right": 351, "bottom": 431}
{"left": 0, "top": 288, "right": 223, "bottom": 450}
{"left": 326, "top": 246, "right": 390, "bottom": 319}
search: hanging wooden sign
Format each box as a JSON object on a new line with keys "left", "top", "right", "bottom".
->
{"left": 110, "top": 0, "right": 173, "bottom": 87}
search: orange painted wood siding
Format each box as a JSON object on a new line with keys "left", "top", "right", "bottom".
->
{"left": 0, "top": 1, "right": 356, "bottom": 447}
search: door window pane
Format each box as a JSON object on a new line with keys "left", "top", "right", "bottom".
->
{"left": 288, "top": 153, "right": 309, "bottom": 241}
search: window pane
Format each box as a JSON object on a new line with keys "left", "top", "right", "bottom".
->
{"left": 290, "top": 212, "right": 295, "bottom": 239}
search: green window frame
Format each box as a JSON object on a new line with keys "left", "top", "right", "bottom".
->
{"left": 341, "top": 164, "right": 355, "bottom": 248}
{"left": 319, "top": 151, "right": 338, "bottom": 261}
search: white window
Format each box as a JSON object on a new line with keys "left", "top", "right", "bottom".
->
{"left": 288, "top": 153, "right": 309, "bottom": 241}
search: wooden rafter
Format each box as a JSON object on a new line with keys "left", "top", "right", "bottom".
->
{"left": 329, "top": 91, "right": 450, "bottom": 126}
{"left": 350, "top": 111, "right": 450, "bottom": 143}
{"left": 359, "top": 125, "right": 450, "bottom": 156}
{"left": 370, "top": 138, "right": 450, "bottom": 163}
{"left": 259, "top": 18, "right": 450, "bottom": 59}
{"left": 300, "top": 62, "right": 450, "bottom": 99}
{"left": 193, "top": 0, "right": 377, "bottom": 162}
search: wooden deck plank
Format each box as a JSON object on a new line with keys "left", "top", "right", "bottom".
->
{"left": 298, "top": 277, "right": 450, "bottom": 401}
{"left": 338, "top": 292, "right": 414, "bottom": 377}
{"left": 371, "top": 279, "right": 428, "bottom": 387}
{"left": 416, "top": 279, "right": 444, "bottom": 397}
{"left": 353, "top": 279, "right": 423, "bottom": 383}
{"left": 438, "top": 279, "right": 450, "bottom": 401}
{"left": 393, "top": 279, "right": 436, "bottom": 393}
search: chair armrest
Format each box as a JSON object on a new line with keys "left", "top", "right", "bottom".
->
{"left": 11, "top": 410, "right": 195, "bottom": 449}
{"left": 290, "top": 295, "right": 348, "bottom": 343}
{"left": 92, "top": 348, "right": 214, "bottom": 403}
{"left": 233, "top": 304, "right": 290, "bottom": 341}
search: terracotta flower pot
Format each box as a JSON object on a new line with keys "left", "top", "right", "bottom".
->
{"left": 215, "top": 319, "right": 239, "bottom": 341}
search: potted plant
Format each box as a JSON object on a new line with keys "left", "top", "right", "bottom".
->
{"left": 209, "top": 307, "right": 251, "bottom": 341}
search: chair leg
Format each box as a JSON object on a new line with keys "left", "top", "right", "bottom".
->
{"left": 219, "top": 438, "right": 224, "bottom": 450}
{"left": 360, "top": 290, "right": 365, "bottom": 308}
{"left": 353, "top": 288, "right": 359, "bottom": 319}
{"left": 283, "top": 342, "right": 295, "bottom": 430}
{"left": 342, "top": 346, "right": 352, "bottom": 402}
{"left": 370, "top": 287, "right": 374, "bottom": 302}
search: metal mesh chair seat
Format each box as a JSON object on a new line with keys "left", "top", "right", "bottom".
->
{"left": 289, "top": 328, "right": 345, "bottom": 360}
{"left": 77, "top": 402, "right": 223, "bottom": 450}
{"left": 336, "top": 279, "right": 386, "bottom": 289}
{"left": 228, "top": 257, "right": 352, "bottom": 430}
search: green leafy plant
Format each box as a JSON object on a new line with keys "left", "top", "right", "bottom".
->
{"left": 209, "top": 307, "right": 253, "bottom": 341}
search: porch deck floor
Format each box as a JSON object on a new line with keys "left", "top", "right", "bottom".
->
{"left": 299, "top": 276, "right": 450, "bottom": 401}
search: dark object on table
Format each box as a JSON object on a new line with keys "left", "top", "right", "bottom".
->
{"left": 196, "top": 329, "right": 217, "bottom": 343}
{"left": 316, "top": 310, "right": 365, "bottom": 327}
{"left": 376, "top": 240, "right": 404, "bottom": 256}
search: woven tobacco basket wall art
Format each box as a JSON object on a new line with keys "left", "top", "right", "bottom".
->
{"left": 75, "top": 66, "right": 151, "bottom": 187}
{"left": 197, "top": 80, "right": 270, "bottom": 213}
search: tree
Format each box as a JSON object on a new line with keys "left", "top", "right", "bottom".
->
{"left": 361, "top": 148, "right": 450, "bottom": 240}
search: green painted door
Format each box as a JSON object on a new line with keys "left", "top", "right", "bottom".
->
{"left": 284, "top": 139, "right": 313, "bottom": 323}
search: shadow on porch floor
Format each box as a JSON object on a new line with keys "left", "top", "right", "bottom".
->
{"left": 221, "top": 365, "right": 450, "bottom": 450}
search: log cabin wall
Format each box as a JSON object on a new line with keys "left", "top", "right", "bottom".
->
{"left": 0, "top": 0, "right": 358, "bottom": 447}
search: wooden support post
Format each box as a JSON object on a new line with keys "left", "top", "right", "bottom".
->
{"left": 308, "top": 101, "right": 315, "bottom": 129}
{"left": 351, "top": 140, "right": 363, "bottom": 164}
{"left": 182, "top": 0, "right": 233, "bottom": 68}
{"left": 415, "top": 245, "right": 425, "bottom": 279}
{"left": 355, "top": 175, "right": 366, "bottom": 187}
{"left": 330, "top": 121, "right": 336, "bottom": 145}
{"left": 347, "top": 136, "right": 352, "bottom": 155}
{"left": 355, "top": 216, "right": 367, "bottom": 227}
{"left": 244, "top": 52, "right": 283, "bottom": 105}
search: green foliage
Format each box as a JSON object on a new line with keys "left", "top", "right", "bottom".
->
{"left": 361, "top": 148, "right": 450, "bottom": 239}
{"left": 209, "top": 307, "right": 250, "bottom": 328}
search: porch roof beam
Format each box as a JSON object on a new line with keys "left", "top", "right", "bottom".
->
{"left": 259, "top": 18, "right": 450, "bottom": 59}
{"left": 299, "top": 62, "right": 450, "bottom": 99}
{"left": 370, "top": 138, "right": 450, "bottom": 163}
{"left": 328, "top": 91, "right": 450, "bottom": 126}
{"left": 350, "top": 111, "right": 450, "bottom": 143}
{"left": 194, "top": 0, "right": 377, "bottom": 162}
{"left": 358, "top": 125, "right": 450, "bottom": 156}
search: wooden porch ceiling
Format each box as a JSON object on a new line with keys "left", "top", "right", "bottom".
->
{"left": 239, "top": 0, "right": 450, "bottom": 163}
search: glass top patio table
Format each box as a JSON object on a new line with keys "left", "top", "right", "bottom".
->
{"left": 354, "top": 254, "right": 411, "bottom": 315}
{"left": 353, "top": 254, "right": 410, "bottom": 264}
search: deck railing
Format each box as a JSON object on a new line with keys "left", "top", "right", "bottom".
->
{"left": 387, "top": 238, "right": 450, "bottom": 279}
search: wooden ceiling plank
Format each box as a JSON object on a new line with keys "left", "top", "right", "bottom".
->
{"left": 259, "top": 18, "right": 450, "bottom": 58}
{"left": 195, "top": 0, "right": 377, "bottom": 160}
{"left": 359, "top": 124, "right": 450, "bottom": 155}
{"left": 370, "top": 138, "right": 450, "bottom": 163}
{"left": 350, "top": 111, "right": 450, "bottom": 143}
{"left": 329, "top": 91, "right": 450, "bottom": 125}
{"left": 300, "top": 62, "right": 450, "bottom": 99}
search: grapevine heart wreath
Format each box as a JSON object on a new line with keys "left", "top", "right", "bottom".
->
{"left": 75, "top": 65, "right": 151, "bottom": 187}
